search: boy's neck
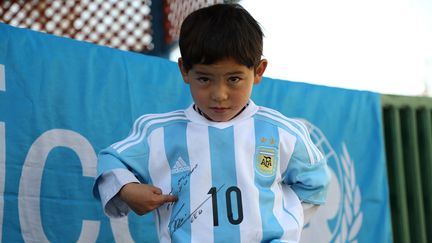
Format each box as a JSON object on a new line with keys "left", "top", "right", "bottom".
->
{"left": 193, "top": 103, "right": 249, "bottom": 122}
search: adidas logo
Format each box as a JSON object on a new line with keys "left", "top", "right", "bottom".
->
{"left": 171, "top": 156, "right": 190, "bottom": 174}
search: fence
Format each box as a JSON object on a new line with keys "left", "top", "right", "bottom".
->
{"left": 382, "top": 94, "right": 432, "bottom": 243}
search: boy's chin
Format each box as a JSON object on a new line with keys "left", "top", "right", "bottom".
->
{"left": 206, "top": 111, "right": 239, "bottom": 122}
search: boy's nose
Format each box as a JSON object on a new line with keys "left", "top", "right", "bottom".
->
{"left": 210, "top": 82, "right": 229, "bottom": 101}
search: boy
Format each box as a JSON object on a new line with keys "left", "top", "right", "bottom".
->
{"left": 93, "top": 3, "right": 330, "bottom": 242}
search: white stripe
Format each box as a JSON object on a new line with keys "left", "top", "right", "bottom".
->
{"left": 276, "top": 130, "right": 303, "bottom": 241}
{"left": 269, "top": 132, "right": 294, "bottom": 240}
{"left": 111, "top": 113, "right": 154, "bottom": 149}
{"left": 147, "top": 128, "right": 172, "bottom": 243}
{"left": 257, "top": 109, "right": 317, "bottom": 164}
{"left": 187, "top": 124, "right": 214, "bottom": 243}
{"left": 116, "top": 116, "right": 188, "bottom": 153}
{"left": 271, "top": 176, "right": 289, "bottom": 238}
{"left": 112, "top": 111, "right": 183, "bottom": 150}
{"left": 290, "top": 119, "right": 323, "bottom": 161}
{"left": 233, "top": 120, "right": 262, "bottom": 243}
{"left": 279, "top": 186, "right": 303, "bottom": 241}
{"left": 278, "top": 128, "right": 296, "bottom": 178}
{"left": 272, "top": 175, "right": 303, "bottom": 241}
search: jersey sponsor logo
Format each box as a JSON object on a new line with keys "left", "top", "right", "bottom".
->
{"left": 171, "top": 156, "right": 190, "bottom": 174}
{"left": 255, "top": 146, "right": 277, "bottom": 177}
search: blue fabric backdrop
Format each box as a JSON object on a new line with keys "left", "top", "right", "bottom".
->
{"left": 0, "top": 23, "right": 392, "bottom": 242}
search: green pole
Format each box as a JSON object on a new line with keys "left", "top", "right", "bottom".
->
{"left": 400, "top": 107, "right": 427, "bottom": 243}
{"left": 383, "top": 107, "right": 411, "bottom": 243}
{"left": 416, "top": 108, "right": 432, "bottom": 243}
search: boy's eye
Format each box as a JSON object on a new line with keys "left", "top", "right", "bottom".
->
{"left": 197, "top": 77, "right": 210, "bottom": 83}
{"left": 228, "top": 77, "right": 241, "bottom": 84}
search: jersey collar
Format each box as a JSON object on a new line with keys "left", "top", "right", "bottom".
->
{"left": 184, "top": 100, "right": 259, "bottom": 129}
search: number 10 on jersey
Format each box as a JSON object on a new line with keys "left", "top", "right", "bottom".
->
{"left": 207, "top": 186, "right": 243, "bottom": 226}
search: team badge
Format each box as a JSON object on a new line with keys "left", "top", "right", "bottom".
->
{"left": 255, "top": 146, "right": 277, "bottom": 177}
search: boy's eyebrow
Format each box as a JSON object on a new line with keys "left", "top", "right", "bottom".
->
{"left": 194, "top": 71, "right": 212, "bottom": 75}
{"left": 194, "top": 70, "right": 246, "bottom": 76}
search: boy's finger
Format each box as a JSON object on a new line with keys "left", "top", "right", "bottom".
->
{"left": 160, "top": 194, "right": 178, "bottom": 203}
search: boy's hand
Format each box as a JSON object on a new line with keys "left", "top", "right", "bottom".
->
{"left": 118, "top": 183, "right": 177, "bottom": 215}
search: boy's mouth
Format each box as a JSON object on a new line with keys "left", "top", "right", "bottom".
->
{"left": 210, "top": 107, "right": 229, "bottom": 113}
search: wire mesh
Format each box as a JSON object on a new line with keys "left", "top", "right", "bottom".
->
{"left": 0, "top": 0, "right": 153, "bottom": 52}
{"left": 0, "top": 0, "right": 228, "bottom": 54}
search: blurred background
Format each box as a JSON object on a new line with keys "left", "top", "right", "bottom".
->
{"left": 1, "top": 0, "right": 431, "bottom": 96}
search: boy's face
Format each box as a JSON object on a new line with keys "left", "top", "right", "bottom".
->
{"left": 179, "top": 58, "right": 267, "bottom": 122}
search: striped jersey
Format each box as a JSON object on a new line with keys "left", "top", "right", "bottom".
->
{"left": 94, "top": 100, "right": 330, "bottom": 243}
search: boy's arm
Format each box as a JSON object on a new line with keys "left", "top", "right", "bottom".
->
{"left": 93, "top": 114, "right": 176, "bottom": 217}
{"left": 282, "top": 120, "right": 331, "bottom": 207}
{"left": 284, "top": 153, "right": 330, "bottom": 205}
{"left": 284, "top": 155, "right": 330, "bottom": 205}
{"left": 119, "top": 182, "right": 177, "bottom": 215}
{"left": 96, "top": 168, "right": 140, "bottom": 217}
{"left": 96, "top": 168, "right": 177, "bottom": 217}
{"left": 284, "top": 152, "right": 330, "bottom": 224}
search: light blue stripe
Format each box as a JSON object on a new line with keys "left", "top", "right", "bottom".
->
{"left": 113, "top": 111, "right": 185, "bottom": 152}
{"left": 208, "top": 127, "right": 241, "bottom": 242}
{"left": 254, "top": 118, "right": 284, "bottom": 241}
{"left": 163, "top": 122, "right": 192, "bottom": 242}
{"left": 107, "top": 118, "right": 190, "bottom": 184}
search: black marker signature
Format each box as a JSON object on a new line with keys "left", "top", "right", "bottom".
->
{"left": 168, "top": 184, "right": 225, "bottom": 236}
{"left": 166, "top": 163, "right": 198, "bottom": 211}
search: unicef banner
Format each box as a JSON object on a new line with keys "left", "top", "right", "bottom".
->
{"left": 0, "top": 23, "right": 391, "bottom": 242}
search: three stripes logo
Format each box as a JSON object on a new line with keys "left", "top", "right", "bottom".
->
{"left": 171, "top": 156, "right": 190, "bottom": 174}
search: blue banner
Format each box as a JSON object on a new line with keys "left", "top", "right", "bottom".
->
{"left": 0, "top": 23, "right": 392, "bottom": 242}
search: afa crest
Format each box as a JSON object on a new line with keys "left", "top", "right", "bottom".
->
{"left": 255, "top": 146, "right": 277, "bottom": 176}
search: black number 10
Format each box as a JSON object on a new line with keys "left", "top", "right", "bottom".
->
{"left": 207, "top": 186, "right": 243, "bottom": 226}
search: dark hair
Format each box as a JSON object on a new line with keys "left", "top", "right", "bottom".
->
{"left": 179, "top": 3, "right": 264, "bottom": 72}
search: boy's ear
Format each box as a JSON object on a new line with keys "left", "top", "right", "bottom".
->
{"left": 254, "top": 59, "right": 268, "bottom": 84}
{"left": 178, "top": 58, "right": 189, "bottom": 83}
